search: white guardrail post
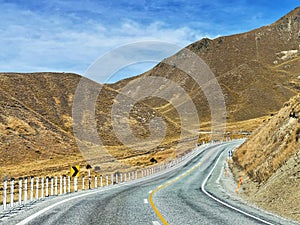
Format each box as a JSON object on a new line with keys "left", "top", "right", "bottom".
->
{"left": 45, "top": 177, "right": 49, "bottom": 197}
{"left": 68, "top": 176, "right": 71, "bottom": 193}
{"left": 59, "top": 176, "right": 63, "bottom": 195}
{"left": 10, "top": 178, "right": 14, "bottom": 208}
{"left": 63, "top": 175, "right": 66, "bottom": 194}
{"left": 94, "top": 176, "right": 97, "bottom": 188}
{"left": 24, "top": 177, "right": 28, "bottom": 205}
{"left": 36, "top": 177, "right": 39, "bottom": 200}
{"left": 74, "top": 177, "right": 78, "bottom": 192}
{"left": 41, "top": 177, "right": 44, "bottom": 199}
{"left": 18, "top": 177, "right": 22, "bottom": 206}
{"left": 3, "top": 178, "right": 7, "bottom": 210}
{"left": 50, "top": 177, "right": 54, "bottom": 196}
{"left": 0, "top": 143, "right": 208, "bottom": 212}
{"left": 30, "top": 176, "right": 34, "bottom": 202}
{"left": 55, "top": 176, "right": 58, "bottom": 196}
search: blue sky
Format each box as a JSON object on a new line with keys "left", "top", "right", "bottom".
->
{"left": 0, "top": 0, "right": 299, "bottom": 83}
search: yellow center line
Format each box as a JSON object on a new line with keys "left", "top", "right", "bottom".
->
{"left": 148, "top": 159, "right": 205, "bottom": 225}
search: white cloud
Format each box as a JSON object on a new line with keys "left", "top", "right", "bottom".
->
{"left": 0, "top": 1, "right": 215, "bottom": 82}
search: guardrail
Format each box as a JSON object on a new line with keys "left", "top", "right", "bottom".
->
{"left": 1, "top": 141, "right": 225, "bottom": 213}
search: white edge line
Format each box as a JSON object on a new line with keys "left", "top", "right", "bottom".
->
{"left": 16, "top": 181, "right": 142, "bottom": 225}
{"left": 152, "top": 221, "right": 161, "bottom": 225}
{"left": 16, "top": 190, "right": 101, "bottom": 225}
{"left": 15, "top": 145, "right": 203, "bottom": 225}
{"left": 201, "top": 148, "right": 275, "bottom": 225}
{"left": 15, "top": 141, "right": 240, "bottom": 225}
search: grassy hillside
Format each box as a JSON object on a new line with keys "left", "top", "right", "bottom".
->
{"left": 1, "top": 8, "right": 300, "bottom": 179}
{"left": 233, "top": 94, "right": 300, "bottom": 222}
{"left": 112, "top": 7, "right": 300, "bottom": 125}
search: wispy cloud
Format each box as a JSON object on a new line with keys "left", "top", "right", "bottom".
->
{"left": 0, "top": 1, "right": 209, "bottom": 79}
{"left": 0, "top": 0, "right": 299, "bottom": 82}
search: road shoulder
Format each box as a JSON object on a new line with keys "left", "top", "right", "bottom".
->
{"left": 204, "top": 147, "right": 299, "bottom": 225}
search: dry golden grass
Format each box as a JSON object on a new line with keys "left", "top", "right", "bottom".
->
{"left": 232, "top": 94, "right": 300, "bottom": 222}
{"left": 2, "top": 7, "right": 300, "bottom": 214}
{"left": 234, "top": 95, "right": 300, "bottom": 182}
{"left": 4, "top": 116, "right": 36, "bottom": 136}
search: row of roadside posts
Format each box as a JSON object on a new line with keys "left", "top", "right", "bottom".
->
{"left": 2, "top": 173, "right": 144, "bottom": 210}
{"left": 1, "top": 142, "right": 209, "bottom": 211}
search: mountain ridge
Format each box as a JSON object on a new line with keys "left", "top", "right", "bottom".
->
{"left": 1, "top": 7, "right": 300, "bottom": 180}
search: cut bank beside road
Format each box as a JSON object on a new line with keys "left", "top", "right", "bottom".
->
{"left": 232, "top": 94, "right": 300, "bottom": 223}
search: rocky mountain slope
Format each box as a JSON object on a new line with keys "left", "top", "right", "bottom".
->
{"left": 1, "top": 7, "right": 300, "bottom": 179}
{"left": 0, "top": 72, "right": 186, "bottom": 179}
{"left": 111, "top": 7, "right": 300, "bottom": 123}
{"left": 233, "top": 94, "right": 300, "bottom": 222}
{"left": 0, "top": 73, "right": 82, "bottom": 178}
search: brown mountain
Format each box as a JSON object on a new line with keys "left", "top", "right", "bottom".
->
{"left": 111, "top": 7, "right": 300, "bottom": 123}
{"left": 0, "top": 73, "right": 182, "bottom": 179}
{"left": 232, "top": 94, "right": 300, "bottom": 222}
{"left": 1, "top": 7, "right": 300, "bottom": 179}
{"left": 0, "top": 73, "right": 82, "bottom": 178}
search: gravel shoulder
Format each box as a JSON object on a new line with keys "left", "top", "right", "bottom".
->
{"left": 205, "top": 147, "right": 300, "bottom": 225}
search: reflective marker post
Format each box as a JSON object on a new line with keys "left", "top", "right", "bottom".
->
{"left": 74, "top": 177, "right": 78, "bottom": 192}
{"left": 63, "top": 175, "right": 66, "bottom": 194}
{"left": 59, "top": 176, "right": 63, "bottom": 195}
{"left": 3, "top": 179, "right": 7, "bottom": 210}
{"left": 24, "top": 177, "right": 28, "bottom": 204}
{"left": 68, "top": 176, "right": 71, "bottom": 193}
{"left": 41, "top": 177, "right": 44, "bottom": 199}
{"left": 36, "top": 177, "right": 39, "bottom": 200}
{"left": 10, "top": 178, "right": 14, "bottom": 208}
{"left": 55, "top": 177, "right": 58, "bottom": 196}
{"left": 50, "top": 177, "right": 54, "bottom": 196}
{"left": 30, "top": 177, "right": 34, "bottom": 201}
{"left": 45, "top": 177, "right": 49, "bottom": 197}
{"left": 18, "top": 177, "right": 22, "bottom": 205}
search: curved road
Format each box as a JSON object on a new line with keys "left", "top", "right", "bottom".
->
{"left": 3, "top": 141, "right": 298, "bottom": 225}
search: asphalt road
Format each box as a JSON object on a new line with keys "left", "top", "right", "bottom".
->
{"left": 2, "top": 141, "right": 299, "bottom": 225}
